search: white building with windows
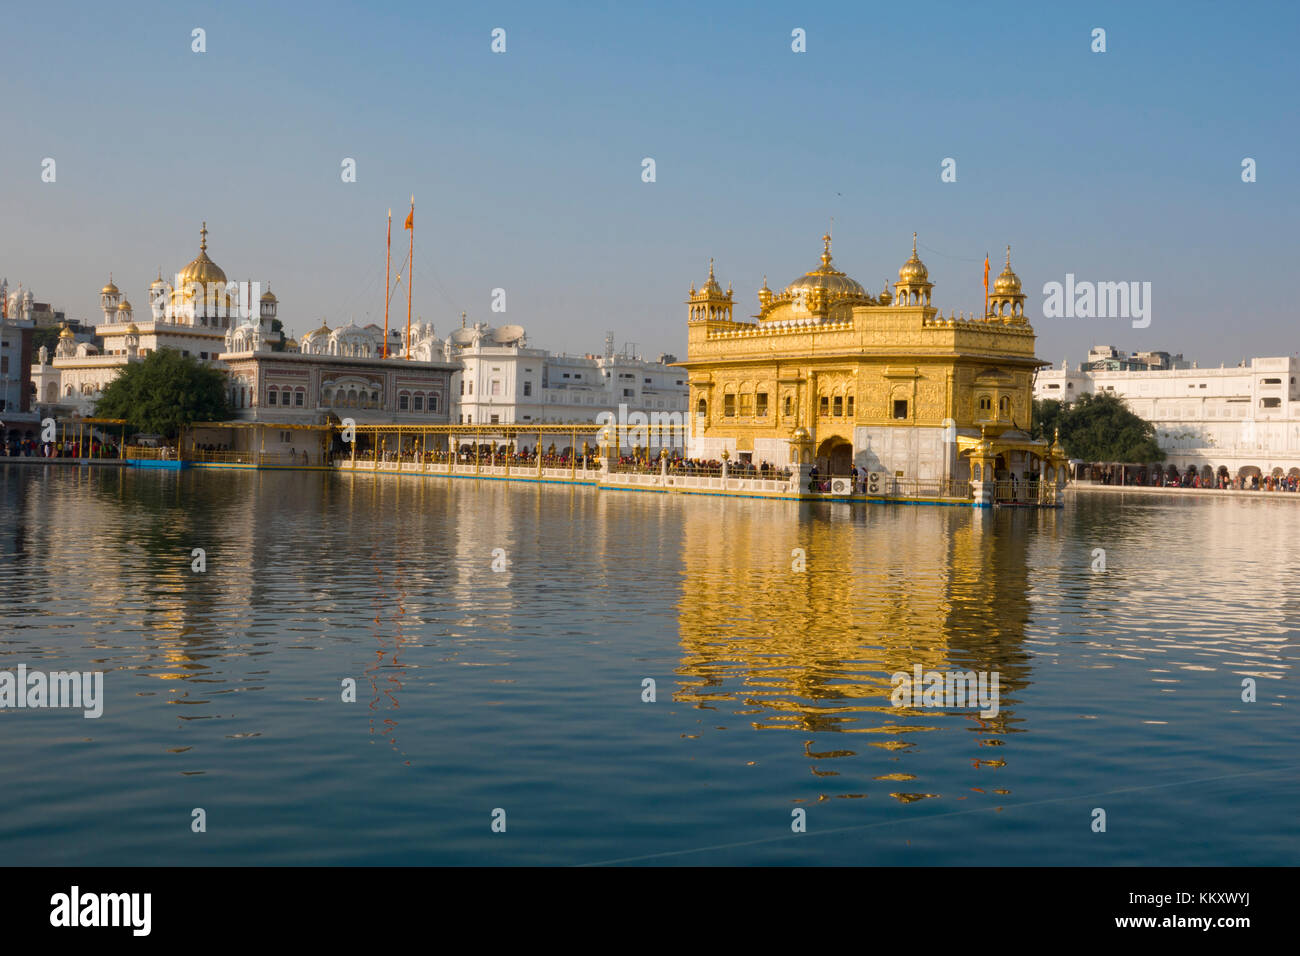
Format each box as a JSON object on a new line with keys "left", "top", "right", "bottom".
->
{"left": 30, "top": 223, "right": 279, "bottom": 415}
{"left": 1, "top": 280, "right": 37, "bottom": 430}
{"left": 447, "top": 322, "right": 688, "bottom": 447}
{"left": 1034, "top": 354, "right": 1300, "bottom": 480}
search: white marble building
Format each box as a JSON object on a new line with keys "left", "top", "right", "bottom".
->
{"left": 444, "top": 322, "right": 688, "bottom": 448}
{"left": 1034, "top": 354, "right": 1300, "bottom": 479}
{"left": 1, "top": 281, "right": 36, "bottom": 427}
{"left": 31, "top": 223, "right": 278, "bottom": 415}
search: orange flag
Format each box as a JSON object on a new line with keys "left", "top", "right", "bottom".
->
{"left": 404, "top": 207, "right": 413, "bottom": 230}
{"left": 983, "top": 252, "right": 990, "bottom": 292}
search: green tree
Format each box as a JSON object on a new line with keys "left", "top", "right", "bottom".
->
{"left": 1037, "top": 392, "right": 1163, "bottom": 463}
{"left": 94, "top": 349, "right": 233, "bottom": 440}
{"left": 30, "top": 326, "right": 63, "bottom": 360}
{"left": 1031, "top": 398, "right": 1065, "bottom": 442}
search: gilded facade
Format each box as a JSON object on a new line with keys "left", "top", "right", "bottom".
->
{"left": 680, "top": 236, "right": 1055, "bottom": 486}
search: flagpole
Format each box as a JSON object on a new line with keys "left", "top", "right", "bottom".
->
{"left": 406, "top": 195, "right": 414, "bottom": 359}
{"left": 383, "top": 209, "right": 392, "bottom": 359}
{"left": 983, "top": 250, "right": 989, "bottom": 319}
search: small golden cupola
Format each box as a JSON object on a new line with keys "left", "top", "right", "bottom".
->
{"left": 259, "top": 284, "right": 278, "bottom": 323}
{"left": 894, "top": 233, "right": 933, "bottom": 307}
{"left": 687, "top": 259, "right": 734, "bottom": 323}
{"left": 988, "top": 245, "right": 1026, "bottom": 323}
{"left": 99, "top": 274, "right": 121, "bottom": 315}
{"left": 149, "top": 269, "right": 167, "bottom": 319}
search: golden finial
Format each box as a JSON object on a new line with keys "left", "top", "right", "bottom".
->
{"left": 708, "top": 257, "right": 715, "bottom": 279}
{"left": 460, "top": 310, "right": 467, "bottom": 328}
{"left": 912, "top": 231, "right": 918, "bottom": 255}
{"left": 821, "top": 233, "right": 832, "bottom": 267}
{"left": 761, "top": 274, "right": 769, "bottom": 289}
{"left": 1006, "top": 244, "right": 1012, "bottom": 266}
{"left": 200, "top": 221, "right": 208, "bottom": 252}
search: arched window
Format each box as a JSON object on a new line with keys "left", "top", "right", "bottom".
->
{"left": 413, "top": 394, "right": 424, "bottom": 411}
{"left": 399, "top": 392, "right": 410, "bottom": 411}
{"left": 999, "top": 396, "right": 1011, "bottom": 416}
{"left": 978, "top": 395, "right": 992, "bottom": 412}
{"left": 268, "top": 387, "right": 278, "bottom": 406}
{"left": 696, "top": 397, "right": 707, "bottom": 417}
{"left": 430, "top": 393, "right": 440, "bottom": 413}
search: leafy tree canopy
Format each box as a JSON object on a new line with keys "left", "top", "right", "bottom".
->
{"left": 93, "top": 348, "right": 233, "bottom": 440}
{"left": 30, "top": 325, "right": 63, "bottom": 360}
{"left": 1033, "top": 393, "right": 1164, "bottom": 463}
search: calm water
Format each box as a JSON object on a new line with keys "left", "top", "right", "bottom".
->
{"left": 1, "top": 464, "right": 1296, "bottom": 865}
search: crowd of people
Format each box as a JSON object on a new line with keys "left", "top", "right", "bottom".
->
{"left": 1090, "top": 465, "right": 1300, "bottom": 492}
{"left": 3, "top": 436, "right": 121, "bottom": 458}
{"left": 351, "top": 445, "right": 600, "bottom": 468}
{"left": 612, "top": 455, "right": 793, "bottom": 480}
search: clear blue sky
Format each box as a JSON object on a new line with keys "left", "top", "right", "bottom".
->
{"left": 2, "top": 0, "right": 1296, "bottom": 366}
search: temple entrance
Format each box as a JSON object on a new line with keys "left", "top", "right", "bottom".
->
{"left": 816, "top": 437, "right": 853, "bottom": 475}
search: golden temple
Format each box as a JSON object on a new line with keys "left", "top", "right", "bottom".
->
{"left": 679, "top": 235, "right": 1065, "bottom": 502}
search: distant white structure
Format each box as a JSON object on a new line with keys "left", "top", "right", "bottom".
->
{"left": 31, "top": 223, "right": 278, "bottom": 415}
{"left": 1, "top": 278, "right": 37, "bottom": 428}
{"left": 1035, "top": 353, "right": 1300, "bottom": 480}
{"left": 444, "top": 320, "right": 687, "bottom": 448}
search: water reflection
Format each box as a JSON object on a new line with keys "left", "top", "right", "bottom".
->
{"left": 673, "top": 502, "right": 1049, "bottom": 797}
{"left": 2, "top": 464, "right": 1297, "bottom": 864}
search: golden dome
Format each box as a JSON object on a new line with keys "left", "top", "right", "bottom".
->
{"left": 58, "top": 324, "right": 74, "bottom": 339}
{"left": 116, "top": 299, "right": 133, "bottom": 312}
{"left": 150, "top": 269, "right": 166, "bottom": 289}
{"left": 177, "top": 222, "right": 228, "bottom": 288}
{"left": 790, "top": 426, "right": 812, "bottom": 442}
{"left": 898, "top": 233, "right": 929, "bottom": 284}
{"left": 699, "top": 259, "right": 724, "bottom": 296}
{"left": 260, "top": 287, "right": 278, "bottom": 302}
{"left": 285, "top": 337, "right": 298, "bottom": 349}
{"left": 993, "top": 245, "right": 1021, "bottom": 294}
{"left": 782, "top": 234, "right": 868, "bottom": 299}
{"left": 101, "top": 275, "right": 119, "bottom": 295}
{"left": 126, "top": 322, "right": 139, "bottom": 335}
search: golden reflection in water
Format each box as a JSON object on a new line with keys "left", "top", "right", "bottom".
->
{"left": 674, "top": 502, "right": 1038, "bottom": 780}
